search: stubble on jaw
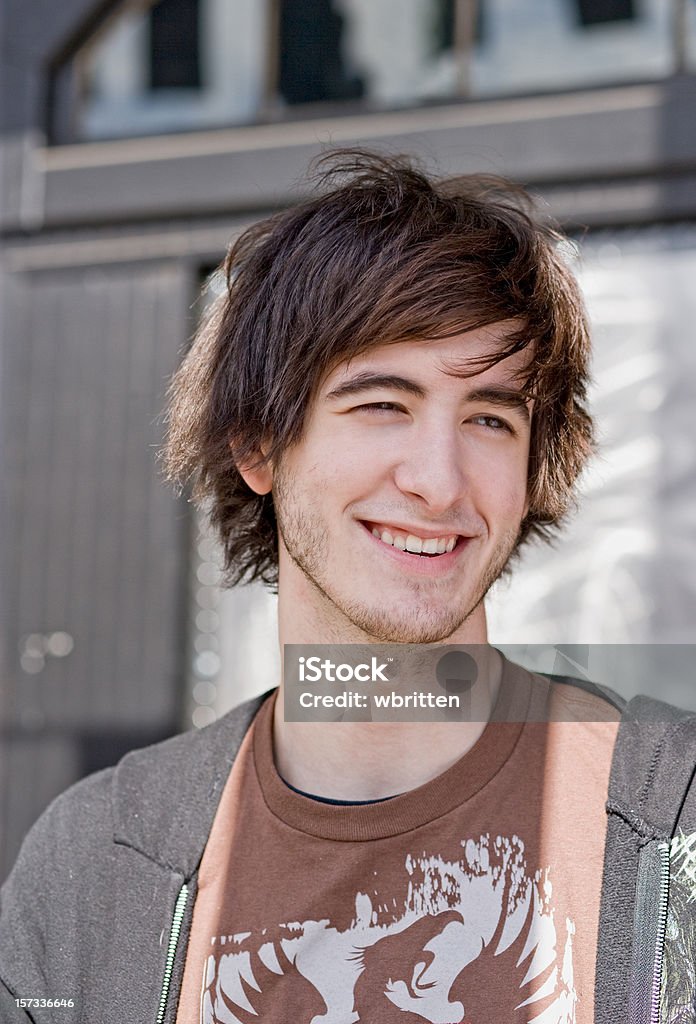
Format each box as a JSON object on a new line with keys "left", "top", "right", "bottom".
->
{"left": 273, "top": 464, "right": 522, "bottom": 644}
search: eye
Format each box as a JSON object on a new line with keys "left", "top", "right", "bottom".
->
{"left": 355, "top": 401, "right": 405, "bottom": 414}
{"left": 470, "top": 414, "right": 514, "bottom": 433}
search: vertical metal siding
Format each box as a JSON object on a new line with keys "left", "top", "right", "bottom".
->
{"left": 1, "top": 258, "right": 195, "bottom": 878}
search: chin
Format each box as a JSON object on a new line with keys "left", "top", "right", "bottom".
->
{"left": 342, "top": 601, "right": 469, "bottom": 645}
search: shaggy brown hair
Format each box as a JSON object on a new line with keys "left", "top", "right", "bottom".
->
{"left": 163, "top": 149, "right": 593, "bottom": 588}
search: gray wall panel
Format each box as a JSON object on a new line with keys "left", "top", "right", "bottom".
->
{"left": 2, "top": 261, "right": 194, "bottom": 732}
{"left": 24, "top": 79, "right": 696, "bottom": 230}
{"left": 0, "top": 0, "right": 124, "bottom": 132}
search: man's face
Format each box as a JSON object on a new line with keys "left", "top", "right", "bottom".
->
{"left": 272, "top": 325, "right": 533, "bottom": 644}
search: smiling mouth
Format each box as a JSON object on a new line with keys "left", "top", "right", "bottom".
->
{"left": 362, "top": 521, "right": 462, "bottom": 557}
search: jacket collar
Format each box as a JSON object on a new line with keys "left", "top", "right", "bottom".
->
{"left": 111, "top": 692, "right": 269, "bottom": 876}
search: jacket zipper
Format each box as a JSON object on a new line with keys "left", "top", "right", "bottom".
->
{"left": 650, "top": 841, "right": 670, "bottom": 1024}
{"left": 156, "top": 883, "right": 189, "bottom": 1024}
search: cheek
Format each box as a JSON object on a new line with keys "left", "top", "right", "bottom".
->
{"left": 296, "top": 439, "right": 378, "bottom": 498}
{"left": 506, "top": 464, "right": 531, "bottom": 515}
{"left": 328, "top": 435, "right": 389, "bottom": 482}
{"left": 473, "top": 453, "right": 529, "bottom": 523}
{"left": 494, "top": 489, "right": 527, "bottom": 523}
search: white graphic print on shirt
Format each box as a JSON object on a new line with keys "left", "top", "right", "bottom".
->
{"left": 200, "top": 833, "right": 577, "bottom": 1024}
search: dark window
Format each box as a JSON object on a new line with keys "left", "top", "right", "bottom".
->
{"left": 576, "top": 0, "right": 635, "bottom": 27}
{"left": 433, "top": 0, "right": 485, "bottom": 53}
{"left": 149, "top": 0, "right": 201, "bottom": 90}
{"left": 279, "top": 0, "right": 365, "bottom": 106}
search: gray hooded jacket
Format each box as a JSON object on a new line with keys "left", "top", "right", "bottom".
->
{"left": 1, "top": 682, "right": 695, "bottom": 1024}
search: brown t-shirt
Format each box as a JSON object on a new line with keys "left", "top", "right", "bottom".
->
{"left": 176, "top": 660, "right": 619, "bottom": 1024}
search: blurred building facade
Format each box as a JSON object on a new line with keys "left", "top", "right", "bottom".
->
{"left": 2, "top": 0, "right": 696, "bottom": 879}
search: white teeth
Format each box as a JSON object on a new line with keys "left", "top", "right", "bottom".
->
{"left": 370, "top": 524, "right": 459, "bottom": 555}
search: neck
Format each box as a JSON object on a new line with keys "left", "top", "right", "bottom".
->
{"left": 272, "top": 561, "right": 499, "bottom": 802}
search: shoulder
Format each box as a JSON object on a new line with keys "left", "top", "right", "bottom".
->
{"left": 1, "top": 764, "right": 118, "bottom": 914}
{"left": 513, "top": 665, "right": 624, "bottom": 729}
{"left": 13, "top": 690, "right": 269, "bottom": 876}
{"left": 541, "top": 675, "right": 696, "bottom": 823}
{"left": 0, "top": 692, "right": 269, "bottom": 935}
{"left": 541, "top": 671, "right": 625, "bottom": 722}
{"left": 111, "top": 690, "right": 269, "bottom": 867}
{"left": 0, "top": 692, "right": 269, "bottom": 1002}
{"left": 8, "top": 690, "right": 268, "bottom": 865}
{"left": 608, "top": 694, "right": 696, "bottom": 834}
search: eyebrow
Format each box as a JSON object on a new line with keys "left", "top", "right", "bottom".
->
{"left": 464, "top": 386, "right": 532, "bottom": 422}
{"left": 325, "top": 373, "right": 426, "bottom": 401}
{"left": 325, "top": 373, "right": 531, "bottom": 421}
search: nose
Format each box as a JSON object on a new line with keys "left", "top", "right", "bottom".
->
{"left": 392, "top": 419, "right": 468, "bottom": 516}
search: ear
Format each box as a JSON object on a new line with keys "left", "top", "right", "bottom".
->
{"left": 232, "top": 444, "right": 273, "bottom": 495}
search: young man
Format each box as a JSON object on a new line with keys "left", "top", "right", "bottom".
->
{"left": 1, "top": 151, "right": 695, "bottom": 1024}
